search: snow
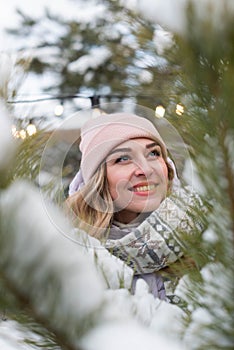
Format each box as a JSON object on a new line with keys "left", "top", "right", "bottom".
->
{"left": 0, "top": 52, "right": 29, "bottom": 98}
{"left": 200, "top": 263, "right": 233, "bottom": 305}
{"left": 0, "top": 0, "right": 75, "bottom": 52}
{"left": 68, "top": 229, "right": 134, "bottom": 290}
{"left": 122, "top": 0, "right": 187, "bottom": 34}
{"left": 138, "top": 70, "right": 153, "bottom": 84}
{"left": 72, "top": 1, "right": 107, "bottom": 25}
{"left": 68, "top": 47, "right": 112, "bottom": 74}
{"left": 123, "top": 0, "right": 234, "bottom": 35}
{"left": 0, "top": 53, "right": 13, "bottom": 91}
{"left": 80, "top": 279, "right": 185, "bottom": 348}
{"left": 0, "top": 179, "right": 187, "bottom": 350}
{"left": 225, "top": 130, "right": 234, "bottom": 174}
{"left": 34, "top": 17, "right": 67, "bottom": 39}
{"left": 28, "top": 46, "right": 62, "bottom": 65}
{"left": 80, "top": 320, "right": 183, "bottom": 350}
{"left": 202, "top": 228, "right": 219, "bottom": 243}
{"left": 0, "top": 100, "right": 16, "bottom": 170}
{"left": 175, "top": 259, "right": 234, "bottom": 349}
{"left": 182, "top": 158, "right": 205, "bottom": 194}
{"left": 0, "top": 320, "right": 45, "bottom": 350}
{"left": 0, "top": 180, "right": 105, "bottom": 324}
{"left": 153, "top": 27, "right": 174, "bottom": 55}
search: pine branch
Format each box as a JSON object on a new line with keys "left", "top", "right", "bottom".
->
{"left": 0, "top": 181, "right": 105, "bottom": 350}
{"left": 0, "top": 271, "right": 73, "bottom": 350}
{"left": 219, "top": 124, "right": 234, "bottom": 240}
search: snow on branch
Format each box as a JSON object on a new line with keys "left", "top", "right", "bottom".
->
{"left": 0, "top": 180, "right": 105, "bottom": 347}
{"left": 123, "top": 0, "right": 234, "bottom": 35}
{"left": 0, "top": 181, "right": 184, "bottom": 350}
{"left": 0, "top": 101, "right": 16, "bottom": 172}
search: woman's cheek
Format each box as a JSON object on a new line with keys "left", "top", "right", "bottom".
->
{"left": 159, "top": 159, "right": 168, "bottom": 178}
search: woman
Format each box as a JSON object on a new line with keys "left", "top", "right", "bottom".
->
{"left": 66, "top": 112, "right": 204, "bottom": 302}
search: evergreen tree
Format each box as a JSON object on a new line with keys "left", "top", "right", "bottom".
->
{"left": 148, "top": 2, "right": 234, "bottom": 349}
{"left": 6, "top": 0, "right": 176, "bottom": 110}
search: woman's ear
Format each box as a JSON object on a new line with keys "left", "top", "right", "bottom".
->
{"left": 167, "top": 161, "right": 175, "bottom": 182}
{"left": 167, "top": 157, "right": 181, "bottom": 191}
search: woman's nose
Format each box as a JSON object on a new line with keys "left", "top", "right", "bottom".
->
{"left": 133, "top": 159, "right": 154, "bottom": 177}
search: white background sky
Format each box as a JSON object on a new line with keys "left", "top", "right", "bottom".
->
{"left": 1, "top": 0, "right": 232, "bottom": 121}
{"left": 0, "top": 0, "right": 85, "bottom": 122}
{"left": 0, "top": 0, "right": 43, "bottom": 50}
{"left": 0, "top": 0, "right": 74, "bottom": 52}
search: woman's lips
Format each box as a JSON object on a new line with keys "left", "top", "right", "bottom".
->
{"left": 129, "top": 183, "right": 158, "bottom": 194}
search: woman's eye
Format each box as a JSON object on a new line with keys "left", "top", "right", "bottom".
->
{"left": 149, "top": 149, "right": 161, "bottom": 157}
{"left": 115, "top": 155, "right": 130, "bottom": 163}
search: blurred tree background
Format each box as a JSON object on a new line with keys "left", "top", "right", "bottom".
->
{"left": 160, "top": 3, "right": 234, "bottom": 349}
{"left": 6, "top": 0, "right": 177, "bottom": 110}
{"left": 6, "top": 0, "right": 183, "bottom": 191}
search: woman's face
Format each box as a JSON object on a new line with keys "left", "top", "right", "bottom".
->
{"left": 105, "top": 138, "right": 168, "bottom": 223}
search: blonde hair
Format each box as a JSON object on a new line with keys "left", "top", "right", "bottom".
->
{"left": 66, "top": 163, "right": 113, "bottom": 239}
{"left": 66, "top": 152, "right": 174, "bottom": 240}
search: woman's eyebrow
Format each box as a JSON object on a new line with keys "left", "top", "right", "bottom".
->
{"left": 146, "top": 142, "right": 159, "bottom": 149}
{"left": 108, "top": 147, "right": 132, "bottom": 156}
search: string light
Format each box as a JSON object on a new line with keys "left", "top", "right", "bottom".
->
{"left": 176, "top": 103, "right": 184, "bottom": 116}
{"left": 11, "top": 125, "right": 18, "bottom": 138}
{"left": 155, "top": 104, "right": 166, "bottom": 118}
{"left": 9, "top": 95, "right": 186, "bottom": 136}
{"left": 19, "top": 129, "right": 27, "bottom": 139}
{"left": 26, "top": 122, "right": 37, "bottom": 136}
{"left": 54, "top": 100, "right": 64, "bottom": 116}
{"left": 7, "top": 94, "right": 100, "bottom": 105}
{"left": 7, "top": 93, "right": 164, "bottom": 106}
{"left": 12, "top": 119, "right": 37, "bottom": 139}
{"left": 8, "top": 94, "right": 180, "bottom": 120}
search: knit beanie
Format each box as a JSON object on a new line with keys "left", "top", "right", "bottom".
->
{"left": 80, "top": 113, "right": 167, "bottom": 183}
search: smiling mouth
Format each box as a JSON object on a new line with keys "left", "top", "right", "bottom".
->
{"left": 130, "top": 184, "right": 157, "bottom": 192}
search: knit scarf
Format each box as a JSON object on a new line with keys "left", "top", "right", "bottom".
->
{"left": 109, "top": 216, "right": 166, "bottom": 300}
{"left": 105, "top": 186, "right": 206, "bottom": 301}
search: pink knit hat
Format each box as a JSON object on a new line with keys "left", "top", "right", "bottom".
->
{"left": 80, "top": 113, "right": 167, "bottom": 183}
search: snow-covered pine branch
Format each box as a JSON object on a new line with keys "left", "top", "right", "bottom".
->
{"left": 0, "top": 177, "right": 186, "bottom": 350}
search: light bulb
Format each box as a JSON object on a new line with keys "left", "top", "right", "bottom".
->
{"left": 155, "top": 105, "right": 165, "bottom": 118}
{"left": 26, "top": 123, "right": 37, "bottom": 136}
{"left": 54, "top": 104, "right": 64, "bottom": 116}
{"left": 19, "top": 129, "right": 26, "bottom": 139}
{"left": 176, "top": 103, "right": 184, "bottom": 116}
{"left": 11, "top": 125, "right": 18, "bottom": 138}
